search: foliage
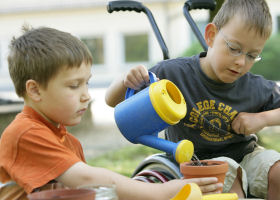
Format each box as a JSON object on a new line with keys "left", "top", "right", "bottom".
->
{"left": 181, "top": 42, "right": 204, "bottom": 57}
{"left": 250, "top": 34, "right": 280, "bottom": 81}
{"left": 87, "top": 145, "right": 161, "bottom": 177}
{"left": 257, "top": 128, "right": 280, "bottom": 152}
{"left": 209, "top": 0, "right": 225, "bottom": 22}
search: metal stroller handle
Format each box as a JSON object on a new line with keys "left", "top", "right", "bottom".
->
{"left": 185, "top": 0, "right": 216, "bottom": 10}
{"left": 183, "top": 0, "right": 216, "bottom": 51}
{"left": 107, "top": 0, "right": 144, "bottom": 13}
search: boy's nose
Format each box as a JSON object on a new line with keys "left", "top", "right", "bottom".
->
{"left": 81, "top": 89, "right": 91, "bottom": 102}
{"left": 234, "top": 54, "right": 246, "bottom": 67}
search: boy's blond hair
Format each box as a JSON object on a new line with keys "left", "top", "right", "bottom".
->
{"left": 213, "top": 0, "right": 272, "bottom": 39}
{"left": 8, "top": 25, "right": 93, "bottom": 97}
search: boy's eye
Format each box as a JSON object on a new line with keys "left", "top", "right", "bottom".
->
{"left": 247, "top": 54, "right": 256, "bottom": 60}
{"left": 228, "top": 46, "right": 241, "bottom": 54}
{"left": 69, "top": 85, "right": 79, "bottom": 89}
{"left": 248, "top": 53, "right": 259, "bottom": 59}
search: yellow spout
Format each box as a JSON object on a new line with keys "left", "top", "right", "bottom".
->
{"left": 175, "top": 140, "right": 194, "bottom": 163}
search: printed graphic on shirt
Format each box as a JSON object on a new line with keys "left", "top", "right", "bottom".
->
{"left": 184, "top": 100, "right": 238, "bottom": 142}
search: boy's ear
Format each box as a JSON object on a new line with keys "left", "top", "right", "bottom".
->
{"left": 26, "top": 80, "right": 42, "bottom": 102}
{"left": 205, "top": 23, "right": 218, "bottom": 48}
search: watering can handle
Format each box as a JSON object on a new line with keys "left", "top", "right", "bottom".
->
{"left": 125, "top": 71, "right": 157, "bottom": 99}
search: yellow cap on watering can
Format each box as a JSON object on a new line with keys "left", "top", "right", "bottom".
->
{"left": 171, "top": 183, "right": 239, "bottom": 200}
{"left": 149, "top": 79, "right": 186, "bottom": 125}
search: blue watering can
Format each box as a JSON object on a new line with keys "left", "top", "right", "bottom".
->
{"left": 114, "top": 72, "right": 194, "bottom": 163}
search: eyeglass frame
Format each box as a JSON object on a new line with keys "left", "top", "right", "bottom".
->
{"left": 219, "top": 30, "right": 262, "bottom": 63}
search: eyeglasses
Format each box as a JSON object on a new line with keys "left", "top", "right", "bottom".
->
{"left": 219, "top": 31, "right": 262, "bottom": 63}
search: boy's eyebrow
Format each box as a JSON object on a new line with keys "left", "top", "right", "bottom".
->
{"left": 65, "top": 74, "right": 92, "bottom": 83}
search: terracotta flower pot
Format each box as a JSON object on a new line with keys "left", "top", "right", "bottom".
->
{"left": 27, "top": 188, "right": 95, "bottom": 200}
{"left": 180, "top": 160, "right": 228, "bottom": 192}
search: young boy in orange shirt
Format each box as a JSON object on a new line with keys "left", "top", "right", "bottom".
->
{"left": 105, "top": 0, "right": 280, "bottom": 199}
{"left": 0, "top": 26, "right": 221, "bottom": 200}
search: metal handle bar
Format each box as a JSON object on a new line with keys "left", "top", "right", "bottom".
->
{"left": 185, "top": 0, "right": 216, "bottom": 10}
{"left": 183, "top": 0, "right": 216, "bottom": 51}
{"left": 107, "top": 0, "right": 169, "bottom": 60}
{"left": 107, "top": 0, "right": 143, "bottom": 13}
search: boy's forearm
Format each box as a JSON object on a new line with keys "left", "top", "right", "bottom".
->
{"left": 80, "top": 166, "right": 160, "bottom": 200}
{"left": 56, "top": 162, "right": 174, "bottom": 200}
{"left": 261, "top": 108, "right": 280, "bottom": 127}
{"left": 105, "top": 74, "right": 127, "bottom": 107}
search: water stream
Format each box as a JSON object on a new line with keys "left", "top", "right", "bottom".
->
{"left": 191, "top": 153, "right": 203, "bottom": 166}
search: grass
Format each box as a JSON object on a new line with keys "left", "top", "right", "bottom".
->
{"left": 257, "top": 128, "right": 280, "bottom": 152}
{"left": 87, "top": 145, "right": 161, "bottom": 177}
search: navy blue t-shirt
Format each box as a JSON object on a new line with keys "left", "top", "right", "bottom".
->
{"left": 150, "top": 52, "right": 280, "bottom": 162}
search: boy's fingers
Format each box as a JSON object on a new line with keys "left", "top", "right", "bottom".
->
{"left": 124, "top": 80, "right": 138, "bottom": 90}
{"left": 135, "top": 70, "right": 147, "bottom": 85}
{"left": 188, "top": 177, "right": 218, "bottom": 185}
{"left": 125, "top": 73, "right": 145, "bottom": 90}
{"left": 199, "top": 183, "right": 223, "bottom": 194}
{"left": 138, "top": 66, "right": 150, "bottom": 84}
{"left": 202, "top": 190, "right": 222, "bottom": 195}
{"left": 129, "top": 68, "right": 146, "bottom": 87}
{"left": 124, "top": 73, "right": 140, "bottom": 89}
{"left": 186, "top": 177, "right": 222, "bottom": 192}
{"left": 181, "top": 177, "right": 222, "bottom": 195}
{"left": 124, "top": 65, "right": 156, "bottom": 89}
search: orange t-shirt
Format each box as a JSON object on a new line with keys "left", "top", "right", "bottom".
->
{"left": 0, "top": 106, "right": 86, "bottom": 194}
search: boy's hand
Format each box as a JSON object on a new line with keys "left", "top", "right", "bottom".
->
{"left": 183, "top": 177, "right": 223, "bottom": 195}
{"left": 163, "top": 177, "right": 222, "bottom": 199}
{"left": 123, "top": 65, "right": 150, "bottom": 90}
{"left": 231, "top": 112, "right": 266, "bottom": 135}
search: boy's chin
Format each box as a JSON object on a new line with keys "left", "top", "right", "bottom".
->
{"left": 64, "top": 120, "right": 82, "bottom": 127}
{"left": 222, "top": 80, "right": 236, "bottom": 84}
{"left": 218, "top": 77, "right": 238, "bottom": 84}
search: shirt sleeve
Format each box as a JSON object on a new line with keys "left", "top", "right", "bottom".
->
{"left": 259, "top": 79, "right": 280, "bottom": 110}
{"left": 9, "top": 127, "right": 82, "bottom": 193}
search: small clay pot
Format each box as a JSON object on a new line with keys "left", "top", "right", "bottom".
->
{"left": 180, "top": 160, "right": 228, "bottom": 192}
{"left": 27, "top": 188, "right": 95, "bottom": 200}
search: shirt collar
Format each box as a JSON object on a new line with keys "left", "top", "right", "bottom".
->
{"left": 22, "top": 106, "right": 67, "bottom": 138}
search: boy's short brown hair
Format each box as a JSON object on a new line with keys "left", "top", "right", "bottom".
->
{"left": 213, "top": 0, "right": 272, "bottom": 39}
{"left": 8, "top": 25, "right": 93, "bottom": 97}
